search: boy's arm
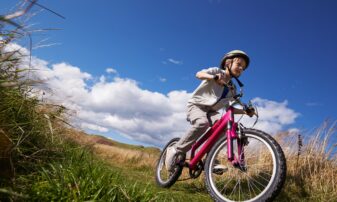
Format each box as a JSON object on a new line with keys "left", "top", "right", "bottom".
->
{"left": 196, "top": 71, "right": 218, "bottom": 80}
{"left": 233, "top": 108, "right": 245, "bottom": 114}
{"left": 196, "top": 70, "right": 226, "bottom": 84}
{"left": 233, "top": 108, "right": 255, "bottom": 117}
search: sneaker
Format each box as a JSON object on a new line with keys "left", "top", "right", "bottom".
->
{"left": 165, "top": 146, "right": 177, "bottom": 171}
{"left": 213, "top": 164, "right": 228, "bottom": 175}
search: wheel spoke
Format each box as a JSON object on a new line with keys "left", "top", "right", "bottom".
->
{"left": 248, "top": 162, "right": 273, "bottom": 167}
{"left": 229, "top": 179, "right": 240, "bottom": 198}
{"left": 219, "top": 176, "right": 234, "bottom": 195}
{"left": 238, "top": 176, "right": 242, "bottom": 201}
{"left": 243, "top": 171, "right": 268, "bottom": 191}
{"left": 247, "top": 177, "right": 256, "bottom": 198}
{"left": 244, "top": 174, "right": 263, "bottom": 193}
{"left": 246, "top": 167, "right": 273, "bottom": 178}
{"left": 205, "top": 130, "right": 285, "bottom": 201}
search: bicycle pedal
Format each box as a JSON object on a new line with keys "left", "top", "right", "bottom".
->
{"left": 212, "top": 166, "right": 228, "bottom": 175}
{"left": 212, "top": 165, "right": 228, "bottom": 175}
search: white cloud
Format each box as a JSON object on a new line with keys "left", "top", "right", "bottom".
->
{"left": 6, "top": 43, "right": 300, "bottom": 147}
{"left": 288, "top": 128, "right": 300, "bottom": 135}
{"left": 167, "top": 58, "right": 183, "bottom": 65}
{"left": 252, "top": 97, "right": 299, "bottom": 125}
{"left": 3, "top": 43, "right": 30, "bottom": 56}
{"left": 99, "top": 75, "right": 106, "bottom": 83}
{"left": 106, "top": 67, "right": 117, "bottom": 74}
{"left": 81, "top": 122, "right": 109, "bottom": 133}
{"left": 236, "top": 97, "right": 300, "bottom": 134}
{"left": 159, "top": 77, "right": 167, "bottom": 82}
{"left": 20, "top": 56, "right": 190, "bottom": 146}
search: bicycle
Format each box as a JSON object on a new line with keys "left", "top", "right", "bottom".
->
{"left": 155, "top": 84, "right": 287, "bottom": 202}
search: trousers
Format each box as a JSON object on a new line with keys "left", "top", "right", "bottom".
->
{"left": 175, "top": 103, "right": 221, "bottom": 153}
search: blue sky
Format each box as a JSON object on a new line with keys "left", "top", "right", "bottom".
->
{"left": 1, "top": 0, "right": 336, "bottom": 146}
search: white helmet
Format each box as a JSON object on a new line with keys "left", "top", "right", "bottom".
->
{"left": 220, "top": 50, "right": 250, "bottom": 70}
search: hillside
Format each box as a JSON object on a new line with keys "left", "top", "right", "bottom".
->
{"left": 0, "top": 49, "right": 336, "bottom": 202}
{"left": 61, "top": 128, "right": 337, "bottom": 202}
{"left": 1, "top": 2, "right": 336, "bottom": 201}
{"left": 66, "top": 130, "right": 161, "bottom": 169}
{"left": 0, "top": 85, "right": 336, "bottom": 201}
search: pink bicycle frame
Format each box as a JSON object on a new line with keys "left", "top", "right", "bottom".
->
{"left": 188, "top": 106, "right": 244, "bottom": 170}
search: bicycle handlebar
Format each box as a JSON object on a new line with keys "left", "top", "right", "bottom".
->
{"left": 230, "top": 93, "right": 259, "bottom": 118}
{"left": 227, "top": 80, "right": 259, "bottom": 127}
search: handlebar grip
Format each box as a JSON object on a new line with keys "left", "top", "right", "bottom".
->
{"left": 233, "top": 93, "right": 242, "bottom": 99}
{"left": 245, "top": 106, "right": 255, "bottom": 114}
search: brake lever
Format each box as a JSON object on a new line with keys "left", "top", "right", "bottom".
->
{"left": 242, "top": 100, "right": 259, "bottom": 128}
{"left": 251, "top": 105, "right": 259, "bottom": 128}
{"left": 233, "top": 93, "right": 242, "bottom": 100}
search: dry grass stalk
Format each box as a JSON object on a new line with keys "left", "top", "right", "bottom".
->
{"left": 93, "top": 144, "right": 157, "bottom": 167}
{"left": 279, "top": 120, "right": 337, "bottom": 200}
{"left": 64, "top": 128, "right": 158, "bottom": 169}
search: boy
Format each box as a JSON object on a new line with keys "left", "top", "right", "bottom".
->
{"left": 165, "top": 50, "right": 255, "bottom": 171}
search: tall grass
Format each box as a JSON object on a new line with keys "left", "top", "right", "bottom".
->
{"left": 16, "top": 143, "right": 157, "bottom": 201}
{"left": 1, "top": 2, "right": 336, "bottom": 202}
{"left": 1, "top": 3, "right": 61, "bottom": 188}
{"left": 0, "top": 4, "right": 210, "bottom": 201}
{"left": 0, "top": 39, "right": 158, "bottom": 202}
{"left": 0, "top": 3, "right": 160, "bottom": 201}
{"left": 275, "top": 121, "right": 337, "bottom": 201}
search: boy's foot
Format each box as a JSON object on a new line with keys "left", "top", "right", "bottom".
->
{"left": 165, "top": 146, "right": 177, "bottom": 171}
{"left": 213, "top": 164, "right": 228, "bottom": 175}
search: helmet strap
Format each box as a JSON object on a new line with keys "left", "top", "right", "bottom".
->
{"left": 226, "top": 60, "right": 235, "bottom": 78}
{"left": 226, "top": 60, "right": 244, "bottom": 87}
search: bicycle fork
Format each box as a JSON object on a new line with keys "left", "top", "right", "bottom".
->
{"left": 226, "top": 121, "right": 247, "bottom": 171}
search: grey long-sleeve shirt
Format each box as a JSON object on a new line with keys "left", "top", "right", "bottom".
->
{"left": 188, "top": 67, "right": 237, "bottom": 111}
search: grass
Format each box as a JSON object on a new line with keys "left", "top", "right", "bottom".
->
{"left": 1, "top": 4, "right": 336, "bottom": 201}
{"left": 70, "top": 123, "right": 336, "bottom": 202}
{"left": 0, "top": 7, "right": 211, "bottom": 201}
{"left": 275, "top": 121, "right": 337, "bottom": 201}
{"left": 20, "top": 144, "right": 157, "bottom": 202}
{"left": 1, "top": 57, "right": 336, "bottom": 201}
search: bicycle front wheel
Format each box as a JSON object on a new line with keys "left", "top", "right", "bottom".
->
{"left": 204, "top": 128, "right": 286, "bottom": 202}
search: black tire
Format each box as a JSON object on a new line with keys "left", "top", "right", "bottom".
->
{"left": 155, "top": 138, "right": 184, "bottom": 188}
{"left": 204, "top": 128, "right": 286, "bottom": 202}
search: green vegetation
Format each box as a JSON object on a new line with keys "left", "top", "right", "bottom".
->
{"left": 91, "top": 134, "right": 160, "bottom": 154}
{"left": 0, "top": 6, "right": 211, "bottom": 201}
{"left": 1, "top": 2, "right": 336, "bottom": 202}
{"left": 0, "top": 70, "right": 208, "bottom": 201}
{"left": 276, "top": 121, "right": 337, "bottom": 201}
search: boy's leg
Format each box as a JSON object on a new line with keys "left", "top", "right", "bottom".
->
{"left": 165, "top": 104, "right": 209, "bottom": 171}
{"left": 207, "top": 111, "right": 227, "bottom": 175}
{"left": 207, "top": 110, "right": 221, "bottom": 125}
{"left": 175, "top": 105, "right": 210, "bottom": 154}
{"left": 165, "top": 105, "right": 221, "bottom": 171}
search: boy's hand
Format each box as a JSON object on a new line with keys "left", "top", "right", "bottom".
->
{"left": 213, "top": 73, "right": 226, "bottom": 86}
{"left": 245, "top": 107, "right": 256, "bottom": 117}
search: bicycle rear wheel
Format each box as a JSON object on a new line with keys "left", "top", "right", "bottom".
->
{"left": 155, "top": 138, "right": 184, "bottom": 188}
{"left": 204, "top": 128, "right": 286, "bottom": 202}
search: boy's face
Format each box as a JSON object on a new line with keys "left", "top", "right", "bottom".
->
{"left": 230, "top": 57, "right": 247, "bottom": 77}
